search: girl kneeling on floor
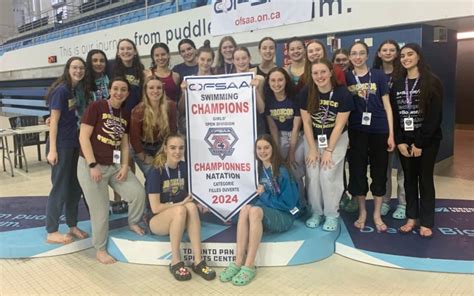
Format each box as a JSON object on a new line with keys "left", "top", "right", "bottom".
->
{"left": 220, "top": 134, "right": 301, "bottom": 286}
{"left": 145, "top": 133, "right": 216, "bottom": 281}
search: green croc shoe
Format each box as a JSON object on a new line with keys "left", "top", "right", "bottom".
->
{"left": 305, "top": 214, "right": 324, "bottom": 228}
{"left": 343, "top": 198, "right": 359, "bottom": 213}
{"left": 392, "top": 204, "right": 406, "bottom": 219}
{"left": 381, "top": 203, "right": 391, "bottom": 216}
{"left": 219, "top": 262, "right": 240, "bottom": 282}
{"left": 231, "top": 266, "right": 256, "bottom": 286}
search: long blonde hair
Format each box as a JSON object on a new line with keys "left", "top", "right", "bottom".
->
{"left": 152, "top": 133, "right": 185, "bottom": 170}
{"left": 142, "top": 75, "right": 170, "bottom": 142}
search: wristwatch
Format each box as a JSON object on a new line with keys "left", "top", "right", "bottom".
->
{"left": 88, "top": 162, "right": 98, "bottom": 168}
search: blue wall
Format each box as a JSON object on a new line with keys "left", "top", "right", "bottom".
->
{"left": 421, "top": 25, "right": 457, "bottom": 161}
{"left": 275, "top": 24, "right": 456, "bottom": 162}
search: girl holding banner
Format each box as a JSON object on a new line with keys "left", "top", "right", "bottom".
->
{"left": 219, "top": 135, "right": 300, "bottom": 286}
{"left": 145, "top": 134, "right": 216, "bottom": 281}
{"left": 300, "top": 59, "right": 354, "bottom": 231}
{"left": 232, "top": 46, "right": 267, "bottom": 135}
{"left": 177, "top": 42, "right": 215, "bottom": 135}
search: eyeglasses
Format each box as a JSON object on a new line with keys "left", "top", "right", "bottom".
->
{"left": 350, "top": 51, "right": 367, "bottom": 57}
{"left": 335, "top": 58, "right": 348, "bottom": 62}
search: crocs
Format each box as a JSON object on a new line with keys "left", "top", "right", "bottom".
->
{"left": 169, "top": 261, "right": 192, "bottom": 281}
{"left": 305, "top": 214, "right": 324, "bottom": 228}
{"left": 339, "top": 192, "right": 350, "bottom": 208}
{"left": 392, "top": 205, "right": 406, "bottom": 220}
{"left": 380, "top": 203, "right": 391, "bottom": 216}
{"left": 219, "top": 262, "right": 240, "bottom": 282}
{"left": 231, "top": 266, "right": 256, "bottom": 286}
{"left": 343, "top": 198, "right": 359, "bottom": 213}
{"left": 192, "top": 260, "right": 216, "bottom": 281}
{"left": 322, "top": 216, "right": 339, "bottom": 232}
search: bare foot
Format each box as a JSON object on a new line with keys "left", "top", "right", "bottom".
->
{"left": 130, "top": 224, "right": 145, "bottom": 236}
{"left": 399, "top": 219, "right": 416, "bottom": 234}
{"left": 46, "top": 232, "right": 73, "bottom": 244}
{"left": 419, "top": 226, "right": 433, "bottom": 238}
{"left": 96, "top": 250, "right": 116, "bottom": 264}
{"left": 69, "top": 226, "right": 89, "bottom": 239}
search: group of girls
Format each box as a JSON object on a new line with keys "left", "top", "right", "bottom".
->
{"left": 43, "top": 34, "right": 443, "bottom": 286}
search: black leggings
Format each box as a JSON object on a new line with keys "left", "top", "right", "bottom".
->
{"left": 399, "top": 141, "right": 440, "bottom": 228}
{"left": 348, "top": 129, "right": 389, "bottom": 197}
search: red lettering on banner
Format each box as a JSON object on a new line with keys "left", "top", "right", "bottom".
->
{"left": 212, "top": 195, "right": 238, "bottom": 204}
{"left": 194, "top": 162, "right": 251, "bottom": 172}
{"left": 191, "top": 102, "right": 249, "bottom": 114}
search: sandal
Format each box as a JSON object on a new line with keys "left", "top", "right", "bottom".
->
{"left": 169, "top": 261, "right": 192, "bottom": 281}
{"left": 305, "top": 214, "right": 324, "bottom": 228}
{"left": 322, "top": 216, "right": 339, "bottom": 232}
{"left": 375, "top": 222, "right": 388, "bottom": 233}
{"left": 392, "top": 205, "right": 406, "bottom": 220}
{"left": 380, "top": 203, "right": 391, "bottom": 216}
{"left": 353, "top": 219, "right": 365, "bottom": 230}
{"left": 219, "top": 262, "right": 241, "bottom": 282}
{"left": 192, "top": 260, "right": 216, "bottom": 281}
{"left": 231, "top": 266, "right": 256, "bottom": 286}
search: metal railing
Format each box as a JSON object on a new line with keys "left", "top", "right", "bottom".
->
{"left": 0, "top": 1, "right": 205, "bottom": 56}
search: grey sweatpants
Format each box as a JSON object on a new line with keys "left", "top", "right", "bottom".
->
{"left": 77, "top": 157, "right": 145, "bottom": 250}
{"left": 304, "top": 132, "right": 349, "bottom": 218}
{"left": 279, "top": 131, "right": 306, "bottom": 205}
{"left": 383, "top": 151, "right": 406, "bottom": 205}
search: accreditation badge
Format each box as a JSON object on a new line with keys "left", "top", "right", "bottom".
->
{"left": 317, "top": 134, "right": 328, "bottom": 148}
{"left": 362, "top": 112, "right": 372, "bottom": 126}
{"left": 113, "top": 150, "right": 121, "bottom": 164}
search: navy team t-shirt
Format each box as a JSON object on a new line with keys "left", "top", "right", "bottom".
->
{"left": 145, "top": 161, "right": 188, "bottom": 204}
{"left": 49, "top": 83, "right": 79, "bottom": 148}
{"left": 265, "top": 95, "right": 300, "bottom": 132}
{"left": 345, "top": 68, "right": 389, "bottom": 133}
{"left": 299, "top": 85, "right": 354, "bottom": 140}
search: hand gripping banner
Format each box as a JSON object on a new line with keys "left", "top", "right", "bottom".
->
{"left": 185, "top": 73, "right": 258, "bottom": 222}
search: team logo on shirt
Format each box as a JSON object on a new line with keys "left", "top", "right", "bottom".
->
{"left": 204, "top": 127, "right": 238, "bottom": 160}
{"left": 348, "top": 83, "right": 377, "bottom": 99}
{"left": 270, "top": 108, "right": 294, "bottom": 123}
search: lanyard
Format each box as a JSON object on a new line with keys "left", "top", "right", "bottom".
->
{"left": 320, "top": 90, "right": 334, "bottom": 135}
{"left": 404, "top": 77, "right": 419, "bottom": 116}
{"left": 353, "top": 70, "right": 371, "bottom": 112}
{"left": 263, "top": 166, "right": 281, "bottom": 195}
{"left": 107, "top": 100, "right": 123, "bottom": 150}
{"left": 225, "top": 63, "right": 234, "bottom": 74}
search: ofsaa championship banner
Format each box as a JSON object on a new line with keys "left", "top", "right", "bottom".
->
{"left": 185, "top": 73, "right": 258, "bottom": 222}
{"left": 211, "top": 0, "right": 313, "bottom": 36}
